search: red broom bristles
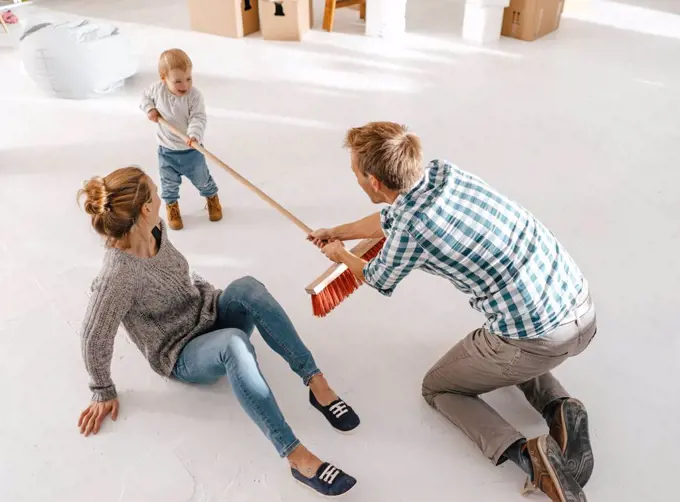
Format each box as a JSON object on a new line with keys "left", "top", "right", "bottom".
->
{"left": 310, "top": 238, "right": 386, "bottom": 317}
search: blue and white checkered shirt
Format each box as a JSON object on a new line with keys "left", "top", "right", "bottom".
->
{"left": 363, "top": 160, "right": 587, "bottom": 339}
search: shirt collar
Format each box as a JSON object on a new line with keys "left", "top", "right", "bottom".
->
{"left": 382, "top": 171, "right": 426, "bottom": 227}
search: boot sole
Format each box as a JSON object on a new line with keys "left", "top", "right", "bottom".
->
{"left": 556, "top": 399, "right": 593, "bottom": 487}
{"left": 538, "top": 435, "right": 587, "bottom": 502}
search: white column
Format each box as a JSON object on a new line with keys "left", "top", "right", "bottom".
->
{"left": 365, "top": 0, "right": 408, "bottom": 39}
{"left": 462, "top": 0, "right": 510, "bottom": 43}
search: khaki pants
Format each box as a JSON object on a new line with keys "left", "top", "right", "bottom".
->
{"left": 422, "top": 294, "right": 597, "bottom": 465}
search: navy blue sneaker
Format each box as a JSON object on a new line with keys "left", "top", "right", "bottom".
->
{"left": 292, "top": 462, "right": 357, "bottom": 497}
{"left": 310, "top": 390, "right": 360, "bottom": 434}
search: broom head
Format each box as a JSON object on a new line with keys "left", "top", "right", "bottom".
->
{"left": 305, "top": 237, "right": 385, "bottom": 317}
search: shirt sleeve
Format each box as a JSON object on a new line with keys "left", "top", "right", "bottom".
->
{"left": 363, "top": 225, "right": 426, "bottom": 297}
{"left": 140, "top": 82, "right": 158, "bottom": 114}
{"left": 187, "top": 89, "right": 207, "bottom": 143}
{"left": 80, "top": 263, "right": 135, "bottom": 402}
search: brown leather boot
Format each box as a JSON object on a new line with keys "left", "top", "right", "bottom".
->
{"left": 206, "top": 194, "right": 222, "bottom": 222}
{"left": 523, "top": 435, "right": 587, "bottom": 502}
{"left": 166, "top": 202, "right": 183, "bottom": 230}
{"left": 549, "top": 399, "right": 593, "bottom": 488}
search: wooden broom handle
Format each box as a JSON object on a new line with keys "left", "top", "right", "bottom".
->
{"left": 158, "top": 117, "right": 313, "bottom": 234}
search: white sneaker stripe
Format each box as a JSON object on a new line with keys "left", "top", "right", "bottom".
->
{"left": 319, "top": 465, "right": 340, "bottom": 484}
{"left": 326, "top": 468, "right": 340, "bottom": 484}
{"left": 329, "top": 401, "right": 349, "bottom": 418}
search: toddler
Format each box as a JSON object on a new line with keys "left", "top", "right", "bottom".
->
{"left": 140, "top": 48, "right": 222, "bottom": 230}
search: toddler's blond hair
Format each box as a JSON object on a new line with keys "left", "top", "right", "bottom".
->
{"left": 158, "top": 49, "right": 192, "bottom": 79}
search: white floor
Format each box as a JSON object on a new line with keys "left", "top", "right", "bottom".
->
{"left": 1, "top": 1, "right": 679, "bottom": 501}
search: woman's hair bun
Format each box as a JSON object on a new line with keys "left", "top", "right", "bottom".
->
{"left": 81, "top": 177, "right": 110, "bottom": 216}
{"left": 77, "top": 166, "right": 150, "bottom": 249}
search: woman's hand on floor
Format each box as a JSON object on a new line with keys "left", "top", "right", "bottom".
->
{"left": 78, "top": 399, "right": 119, "bottom": 437}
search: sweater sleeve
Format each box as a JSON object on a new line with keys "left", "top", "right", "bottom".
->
{"left": 186, "top": 88, "right": 207, "bottom": 143}
{"left": 140, "top": 82, "right": 159, "bottom": 114}
{"left": 191, "top": 269, "right": 215, "bottom": 292}
{"left": 80, "top": 262, "right": 135, "bottom": 402}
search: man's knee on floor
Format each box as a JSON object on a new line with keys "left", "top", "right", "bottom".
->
{"left": 421, "top": 369, "right": 441, "bottom": 406}
{"left": 421, "top": 364, "right": 474, "bottom": 405}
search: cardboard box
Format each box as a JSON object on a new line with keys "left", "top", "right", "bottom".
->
{"left": 187, "top": 0, "right": 260, "bottom": 38}
{"left": 501, "top": 0, "right": 565, "bottom": 41}
{"left": 259, "top": 0, "right": 310, "bottom": 41}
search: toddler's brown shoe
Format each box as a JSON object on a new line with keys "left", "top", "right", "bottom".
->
{"left": 206, "top": 195, "right": 222, "bottom": 222}
{"left": 166, "top": 202, "right": 183, "bottom": 230}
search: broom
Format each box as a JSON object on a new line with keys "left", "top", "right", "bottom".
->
{"left": 157, "top": 116, "right": 385, "bottom": 317}
{"left": 304, "top": 237, "right": 385, "bottom": 317}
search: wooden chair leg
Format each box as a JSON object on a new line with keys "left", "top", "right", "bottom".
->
{"left": 359, "top": 1, "right": 366, "bottom": 20}
{"left": 323, "top": 0, "right": 337, "bottom": 32}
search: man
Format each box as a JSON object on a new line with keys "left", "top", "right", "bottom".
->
{"left": 309, "top": 121, "right": 597, "bottom": 501}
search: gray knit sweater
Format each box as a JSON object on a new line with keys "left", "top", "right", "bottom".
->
{"left": 80, "top": 220, "right": 221, "bottom": 401}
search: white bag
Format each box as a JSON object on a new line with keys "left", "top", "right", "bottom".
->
{"left": 19, "top": 19, "right": 139, "bottom": 99}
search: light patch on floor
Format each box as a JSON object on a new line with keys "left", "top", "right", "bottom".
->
{"left": 1, "top": 1, "right": 679, "bottom": 501}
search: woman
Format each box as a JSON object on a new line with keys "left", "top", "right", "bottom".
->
{"left": 76, "top": 166, "right": 359, "bottom": 497}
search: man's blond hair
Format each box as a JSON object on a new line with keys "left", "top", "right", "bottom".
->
{"left": 158, "top": 49, "right": 192, "bottom": 78}
{"left": 344, "top": 121, "right": 423, "bottom": 193}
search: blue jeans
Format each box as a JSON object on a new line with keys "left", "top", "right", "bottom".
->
{"left": 172, "top": 276, "right": 321, "bottom": 457}
{"left": 158, "top": 145, "right": 218, "bottom": 204}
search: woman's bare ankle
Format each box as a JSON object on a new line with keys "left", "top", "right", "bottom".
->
{"left": 308, "top": 373, "right": 338, "bottom": 407}
{"left": 287, "top": 444, "right": 322, "bottom": 478}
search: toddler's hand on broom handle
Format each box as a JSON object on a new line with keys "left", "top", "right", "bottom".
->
{"left": 186, "top": 137, "right": 198, "bottom": 148}
{"left": 147, "top": 108, "right": 160, "bottom": 122}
